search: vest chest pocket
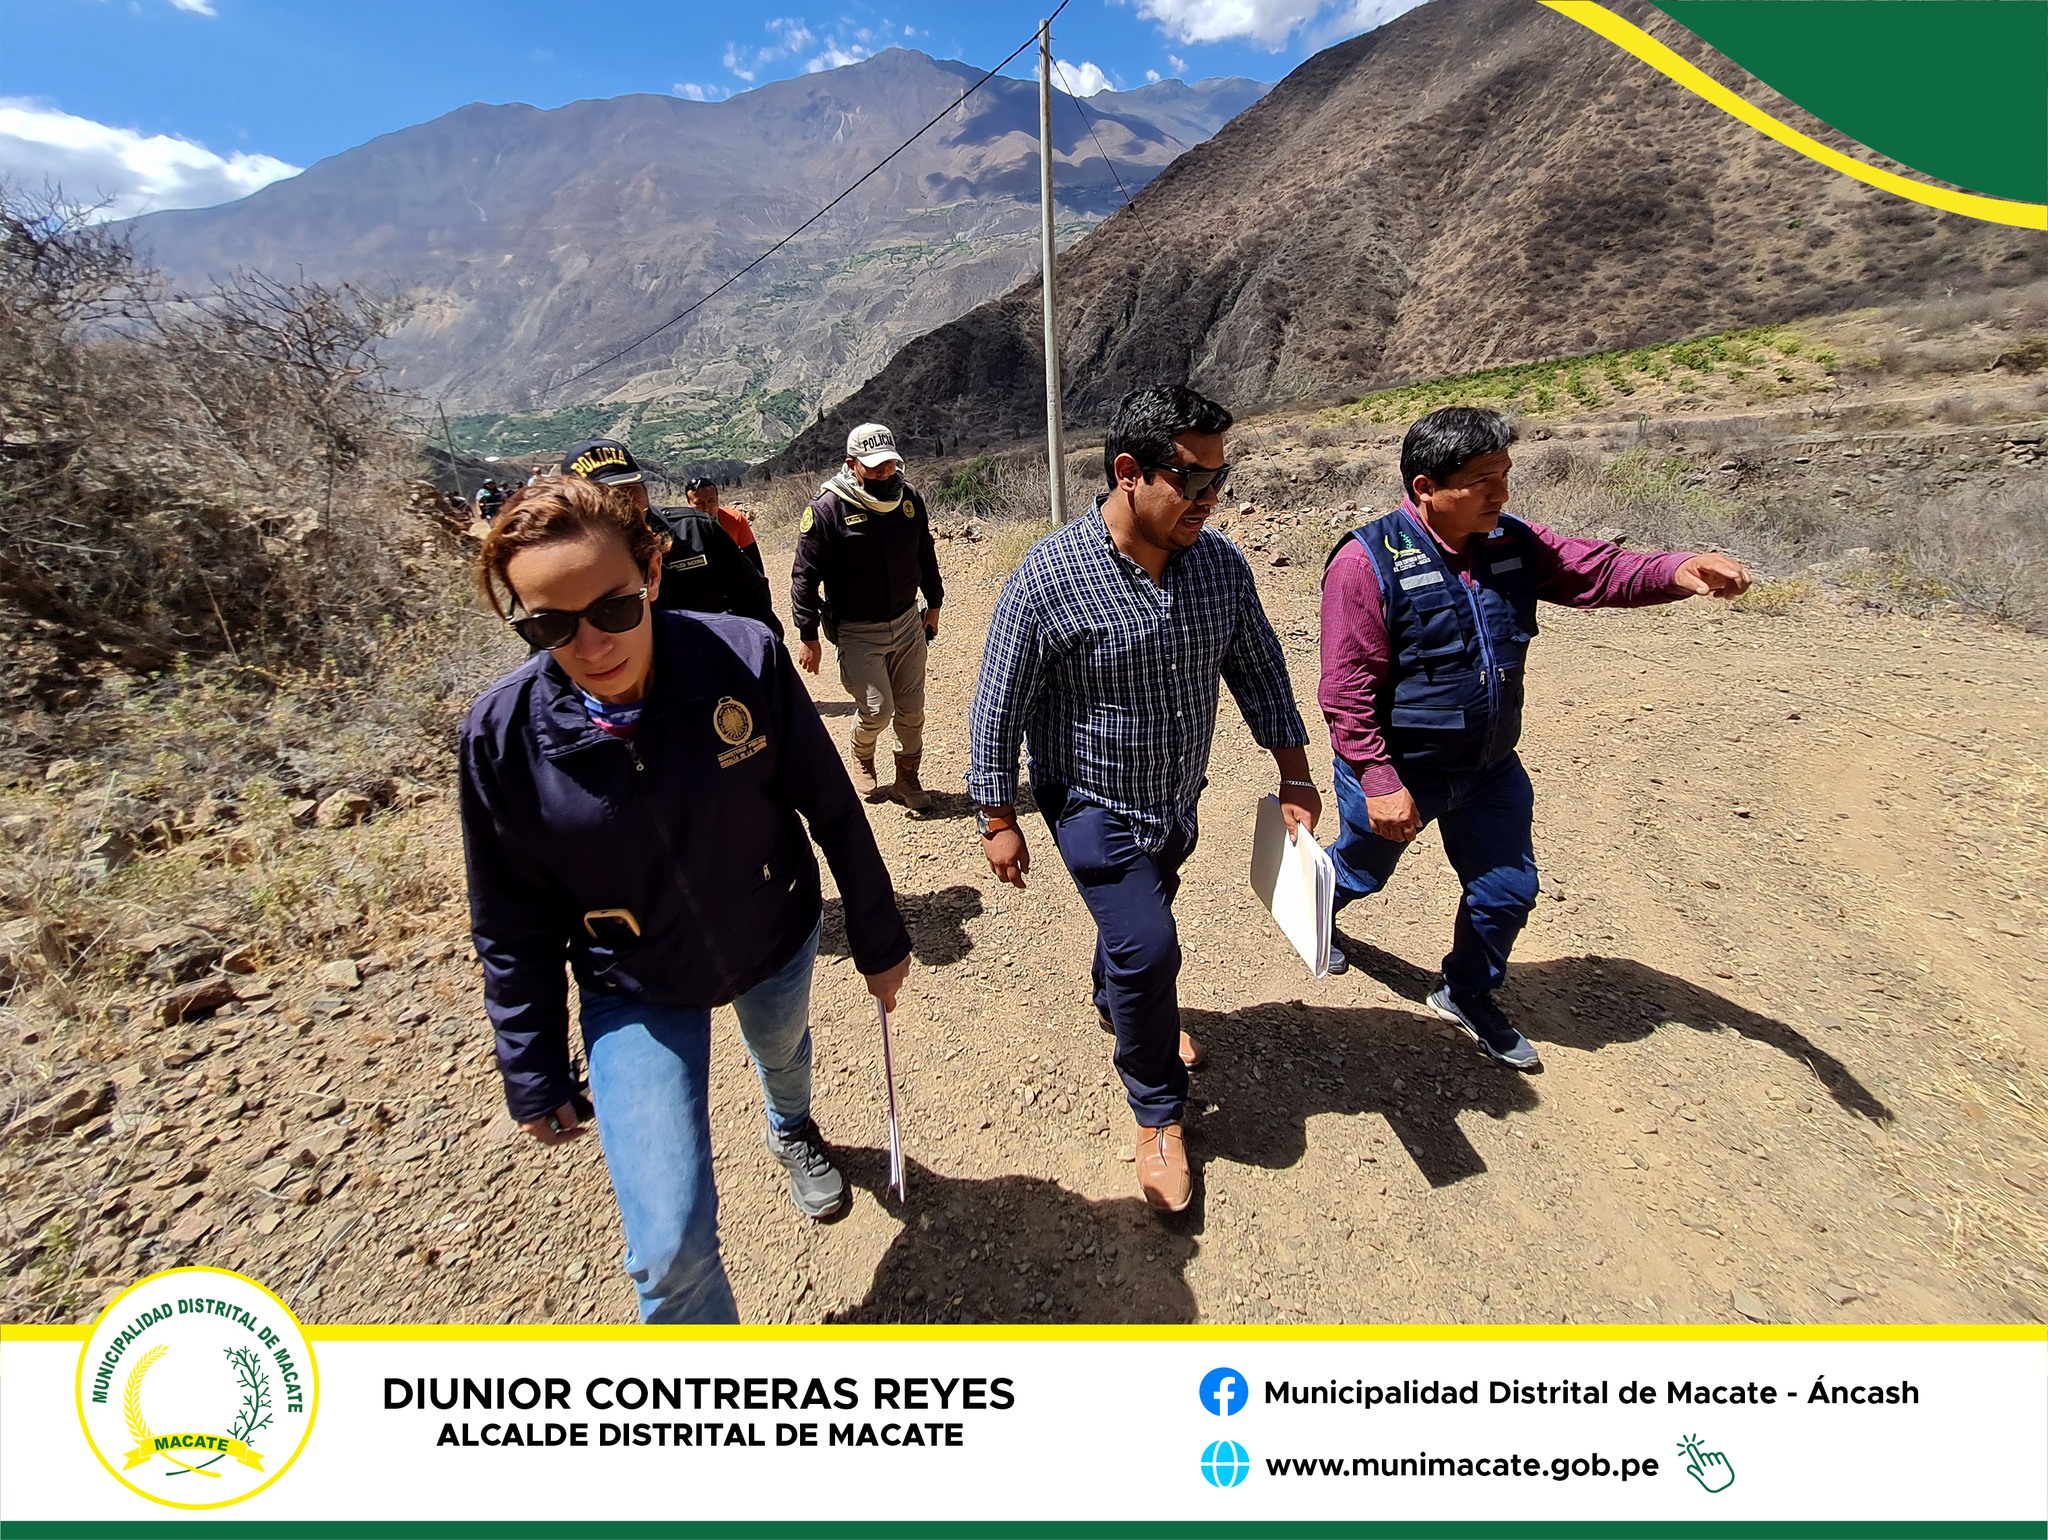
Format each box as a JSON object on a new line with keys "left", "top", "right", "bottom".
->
{"left": 1401, "top": 588, "right": 1468, "bottom": 670}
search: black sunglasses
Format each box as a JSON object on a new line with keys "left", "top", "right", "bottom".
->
{"left": 508, "top": 587, "right": 648, "bottom": 651}
{"left": 1144, "top": 459, "right": 1232, "bottom": 501}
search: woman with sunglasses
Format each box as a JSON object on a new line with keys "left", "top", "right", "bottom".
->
{"left": 460, "top": 476, "right": 913, "bottom": 1323}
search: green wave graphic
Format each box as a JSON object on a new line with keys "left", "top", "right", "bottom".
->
{"left": 1651, "top": 1, "right": 2047, "bottom": 204}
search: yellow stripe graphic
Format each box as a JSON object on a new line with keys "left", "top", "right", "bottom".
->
{"left": 9, "top": 1323, "right": 2045, "bottom": 1343}
{"left": 1543, "top": 1, "right": 2048, "bottom": 231}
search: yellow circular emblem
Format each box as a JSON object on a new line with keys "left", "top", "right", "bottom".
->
{"left": 799, "top": 508, "right": 814, "bottom": 533}
{"left": 76, "top": 1267, "right": 318, "bottom": 1509}
{"left": 713, "top": 697, "right": 754, "bottom": 745}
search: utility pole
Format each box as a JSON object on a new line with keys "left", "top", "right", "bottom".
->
{"left": 1038, "top": 18, "right": 1068, "bottom": 525}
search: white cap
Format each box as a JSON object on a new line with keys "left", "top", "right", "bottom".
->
{"left": 846, "top": 422, "right": 902, "bottom": 468}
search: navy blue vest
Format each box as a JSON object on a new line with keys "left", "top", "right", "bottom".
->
{"left": 1339, "top": 507, "right": 1542, "bottom": 778}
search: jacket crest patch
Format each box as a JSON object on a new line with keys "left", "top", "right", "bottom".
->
{"left": 713, "top": 697, "right": 754, "bottom": 745}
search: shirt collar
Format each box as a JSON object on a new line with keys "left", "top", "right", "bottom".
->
{"left": 1400, "top": 496, "right": 1472, "bottom": 560}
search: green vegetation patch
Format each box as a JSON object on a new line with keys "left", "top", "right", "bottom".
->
{"left": 1322, "top": 328, "right": 1834, "bottom": 427}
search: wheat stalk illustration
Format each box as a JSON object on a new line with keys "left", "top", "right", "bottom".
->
{"left": 123, "top": 1345, "right": 168, "bottom": 1447}
{"left": 123, "top": 1343, "right": 222, "bottom": 1479}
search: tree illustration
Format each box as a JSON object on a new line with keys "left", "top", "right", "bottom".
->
{"left": 224, "top": 1347, "right": 273, "bottom": 1444}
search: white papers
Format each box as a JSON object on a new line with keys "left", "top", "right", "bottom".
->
{"left": 1249, "top": 795, "right": 1337, "bottom": 977}
{"left": 876, "top": 999, "right": 906, "bottom": 1202}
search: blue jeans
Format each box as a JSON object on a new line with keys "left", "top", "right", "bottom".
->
{"left": 579, "top": 918, "right": 821, "bottom": 1324}
{"left": 1329, "top": 753, "right": 1539, "bottom": 998}
{"left": 1038, "top": 783, "right": 1196, "bottom": 1128}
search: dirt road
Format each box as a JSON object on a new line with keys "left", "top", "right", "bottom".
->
{"left": 7, "top": 524, "right": 2043, "bottom": 1329}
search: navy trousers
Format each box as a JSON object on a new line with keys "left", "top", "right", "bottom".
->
{"left": 1328, "top": 752, "right": 1540, "bottom": 998}
{"left": 1038, "top": 783, "right": 1195, "bottom": 1128}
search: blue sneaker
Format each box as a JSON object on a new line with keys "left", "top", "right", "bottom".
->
{"left": 1427, "top": 985, "right": 1540, "bottom": 1070}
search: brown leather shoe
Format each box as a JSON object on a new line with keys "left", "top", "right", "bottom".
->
{"left": 889, "top": 752, "right": 933, "bottom": 812}
{"left": 854, "top": 754, "right": 881, "bottom": 798}
{"left": 1134, "top": 1121, "right": 1192, "bottom": 1212}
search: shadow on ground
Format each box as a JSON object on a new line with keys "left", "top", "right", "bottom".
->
{"left": 1331, "top": 931, "right": 1891, "bottom": 1122}
{"left": 821, "top": 885, "right": 984, "bottom": 967}
{"left": 1177, "top": 1000, "right": 1540, "bottom": 1192}
{"left": 822, "top": 1155, "right": 1197, "bottom": 1323}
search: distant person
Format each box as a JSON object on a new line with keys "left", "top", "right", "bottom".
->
{"left": 1318, "top": 406, "right": 1750, "bottom": 1070}
{"left": 460, "top": 476, "right": 913, "bottom": 1322}
{"left": 476, "top": 481, "right": 504, "bottom": 521}
{"left": 967, "top": 385, "right": 1321, "bottom": 1214}
{"left": 685, "top": 476, "right": 764, "bottom": 577}
{"left": 559, "top": 439, "right": 781, "bottom": 639}
{"left": 791, "top": 423, "right": 943, "bottom": 811}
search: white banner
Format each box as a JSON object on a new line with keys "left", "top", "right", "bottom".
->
{"left": 4, "top": 1314, "right": 2043, "bottom": 1525}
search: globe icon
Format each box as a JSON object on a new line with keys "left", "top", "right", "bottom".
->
{"left": 1201, "top": 1440, "right": 1251, "bottom": 1488}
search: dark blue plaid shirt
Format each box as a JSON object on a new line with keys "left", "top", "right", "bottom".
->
{"left": 967, "top": 498, "right": 1308, "bottom": 852}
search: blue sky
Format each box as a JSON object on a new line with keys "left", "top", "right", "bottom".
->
{"left": 0, "top": 0, "right": 1421, "bottom": 218}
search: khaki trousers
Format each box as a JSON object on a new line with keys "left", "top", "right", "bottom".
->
{"left": 834, "top": 605, "right": 926, "bottom": 760}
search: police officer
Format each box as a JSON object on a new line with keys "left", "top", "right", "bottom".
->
{"left": 560, "top": 439, "right": 781, "bottom": 639}
{"left": 1318, "top": 406, "right": 1750, "bottom": 1070}
{"left": 791, "top": 423, "right": 944, "bottom": 811}
{"left": 684, "top": 476, "right": 765, "bottom": 578}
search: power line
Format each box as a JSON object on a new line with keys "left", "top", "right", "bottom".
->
{"left": 547, "top": 0, "right": 1072, "bottom": 399}
{"left": 1051, "top": 59, "right": 1142, "bottom": 219}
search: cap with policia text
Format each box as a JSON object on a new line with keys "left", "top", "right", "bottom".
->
{"left": 560, "top": 438, "right": 644, "bottom": 485}
{"left": 845, "top": 423, "right": 903, "bottom": 468}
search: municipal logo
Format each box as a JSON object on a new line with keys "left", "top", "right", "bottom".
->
{"left": 76, "top": 1268, "right": 317, "bottom": 1508}
{"left": 1201, "top": 1439, "right": 1251, "bottom": 1488}
{"left": 1199, "top": 1366, "right": 1247, "bottom": 1416}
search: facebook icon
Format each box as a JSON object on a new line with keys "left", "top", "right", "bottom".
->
{"left": 1199, "top": 1367, "right": 1247, "bottom": 1417}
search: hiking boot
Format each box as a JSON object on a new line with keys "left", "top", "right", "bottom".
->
{"left": 1134, "top": 1121, "right": 1192, "bottom": 1212}
{"left": 765, "top": 1118, "right": 847, "bottom": 1218}
{"left": 1325, "top": 945, "right": 1349, "bottom": 976}
{"left": 889, "top": 752, "right": 933, "bottom": 813}
{"left": 853, "top": 754, "right": 881, "bottom": 798}
{"left": 1427, "top": 984, "right": 1541, "bottom": 1070}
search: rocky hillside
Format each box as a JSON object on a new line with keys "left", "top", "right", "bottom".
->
{"left": 119, "top": 55, "right": 1265, "bottom": 458}
{"left": 777, "top": 0, "right": 2048, "bottom": 467}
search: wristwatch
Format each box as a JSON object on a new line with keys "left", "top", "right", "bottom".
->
{"left": 975, "top": 808, "right": 1018, "bottom": 839}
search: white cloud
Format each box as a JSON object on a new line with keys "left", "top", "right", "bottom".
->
{"left": 1056, "top": 59, "right": 1116, "bottom": 96}
{"left": 1145, "top": 68, "right": 1162, "bottom": 82}
{"left": 721, "top": 44, "right": 756, "bottom": 81}
{"left": 1168, "top": 52, "right": 1187, "bottom": 72}
{"left": 806, "top": 42, "right": 872, "bottom": 71}
{"left": 762, "top": 17, "right": 815, "bottom": 60}
{"left": 1133, "top": 0, "right": 1422, "bottom": 50}
{"left": 166, "top": 0, "right": 217, "bottom": 14}
{"left": 0, "top": 98, "right": 299, "bottom": 219}
{"left": 673, "top": 82, "right": 729, "bottom": 101}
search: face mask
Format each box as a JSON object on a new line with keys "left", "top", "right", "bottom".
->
{"left": 866, "top": 472, "right": 904, "bottom": 502}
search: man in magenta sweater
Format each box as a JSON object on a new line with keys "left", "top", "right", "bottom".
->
{"left": 1318, "top": 407, "right": 1750, "bottom": 1069}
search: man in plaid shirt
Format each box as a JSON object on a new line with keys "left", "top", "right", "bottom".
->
{"left": 968, "top": 385, "right": 1321, "bottom": 1213}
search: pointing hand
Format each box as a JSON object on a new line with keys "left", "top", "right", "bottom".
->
{"left": 1685, "top": 1447, "right": 1735, "bottom": 1493}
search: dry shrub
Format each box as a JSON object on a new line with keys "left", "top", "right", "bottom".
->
{"left": 0, "top": 187, "right": 439, "bottom": 683}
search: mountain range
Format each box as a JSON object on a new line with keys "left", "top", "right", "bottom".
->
{"left": 779, "top": 0, "right": 2048, "bottom": 470}
{"left": 119, "top": 53, "right": 1267, "bottom": 464}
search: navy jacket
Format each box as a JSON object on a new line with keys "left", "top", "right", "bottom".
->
{"left": 651, "top": 505, "right": 782, "bottom": 640}
{"left": 460, "top": 610, "right": 912, "bottom": 1121}
{"left": 789, "top": 481, "right": 944, "bottom": 641}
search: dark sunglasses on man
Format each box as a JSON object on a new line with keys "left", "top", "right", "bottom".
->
{"left": 1144, "top": 459, "right": 1232, "bottom": 501}
{"left": 508, "top": 587, "right": 648, "bottom": 651}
